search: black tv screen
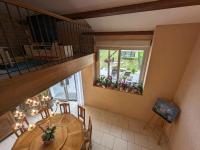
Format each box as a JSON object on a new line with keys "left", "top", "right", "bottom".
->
{"left": 152, "top": 98, "right": 180, "bottom": 123}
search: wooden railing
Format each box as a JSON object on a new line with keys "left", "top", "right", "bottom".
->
{"left": 0, "top": 0, "right": 94, "bottom": 80}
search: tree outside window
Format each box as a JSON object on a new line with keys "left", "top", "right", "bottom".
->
{"left": 99, "top": 49, "right": 145, "bottom": 84}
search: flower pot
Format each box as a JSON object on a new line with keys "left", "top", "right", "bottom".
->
{"left": 43, "top": 139, "right": 54, "bottom": 145}
{"left": 102, "top": 85, "right": 106, "bottom": 88}
{"left": 96, "top": 82, "right": 101, "bottom": 86}
{"left": 119, "top": 87, "right": 123, "bottom": 91}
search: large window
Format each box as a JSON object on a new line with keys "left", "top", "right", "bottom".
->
{"left": 99, "top": 49, "right": 147, "bottom": 84}
{"left": 50, "top": 75, "right": 78, "bottom": 101}
{"left": 49, "top": 72, "right": 83, "bottom": 102}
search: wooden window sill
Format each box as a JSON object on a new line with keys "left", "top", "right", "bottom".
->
{"left": 93, "top": 84, "right": 143, "bottom": 96}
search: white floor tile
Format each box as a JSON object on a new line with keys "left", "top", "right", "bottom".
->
{"left": 113, "top": 138, "right": 128, "bottom": 150}
{"left": 128, "top": 142, "right": 141, "bottom": 150}
{"left": 92, "top": 142, "right": 111, "bottom": 150}
{"left": 100, "top": 133, "right": 115, "bottom": 149}
{"left": 92, "top": 130, "right": 104, "bottom": 144}
{"left": 134, "top": 133, "right": 149, "bottom": 147}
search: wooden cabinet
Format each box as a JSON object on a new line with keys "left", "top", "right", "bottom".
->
{"left": 0, "top": 111, "right": 15, "bottom": 141}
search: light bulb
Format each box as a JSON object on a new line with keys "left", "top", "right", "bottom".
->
{"left": 28, "top": 124, "right": 36, "bottom": 131}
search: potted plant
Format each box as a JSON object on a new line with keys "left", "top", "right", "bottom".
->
{"left": 96, "top": 76, "right": 105, "bottom": 87}
{"left": 125, "top": 83, "right": 132, "bottom": 93}
{"left": 100, "top": 76, "right": 106, "bottom": 88}
{"left": 135, "top": 84, "right": 143, "bottom": 95}
{"left": 110, "top": 81, "right": 118, "bottom": 89}
{"left": 96, "top": 77, "right": 102, "bottom": 86}
{"left": 131, "top": 82, "right": 138, "bottom": 93}
{"left": 105, "top": 76, "right": 112, "bottom": 88}
{"left": 132, "top": 83, "right": 143, "bottom": 95}
{"left": 119, "top": 78, "right": 127, "bottom": 91}
{"left": 41, "top": 125, "right": 56, "bottom": 145}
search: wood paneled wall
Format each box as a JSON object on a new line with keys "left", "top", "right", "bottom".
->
{"left": 0, "top": 13, "right": 30, "bottom": 48}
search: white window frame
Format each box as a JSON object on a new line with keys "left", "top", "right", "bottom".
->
{"left": 97, "top": 46, "right": 150, "bottom": 86}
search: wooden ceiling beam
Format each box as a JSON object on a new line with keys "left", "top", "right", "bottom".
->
{"left": 92, "top": 31, "right": 154, "bottom": 36}
{"left": 64, "top": 0, "right": 200, "bottom": 19}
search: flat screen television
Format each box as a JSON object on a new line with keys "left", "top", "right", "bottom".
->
{"left": 152, "top": 98, "right": 180, "bottom": 123}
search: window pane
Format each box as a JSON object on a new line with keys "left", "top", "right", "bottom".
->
{"left": 109, "top": 50, "right": 119, "bottom": 81}
{"left": 49, "top": 82, "right": 66, "bottom": 99}
{"left": 119, "top": 50, "right": 144, "bottom": 83}
{"left": 99, "top": 49, "right": 108, "bottom": 77}
{"left": 66, "top": 75, "right": 77, "bottom": 100}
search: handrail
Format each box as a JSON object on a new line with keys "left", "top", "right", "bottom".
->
{"left": 1, "top": 0, "right": 86, "bottom": 25}
{"left": 0, "top": 0, "right": 94, "bottom": 80}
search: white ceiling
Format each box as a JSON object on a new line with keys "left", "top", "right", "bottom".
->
{"left": 20, "top": 0, "right": 200, "bottom": 32}
{"left": 20, "top": 0, "right": 155, "bottom": 14}
{"left": 86, "top": 5, "right": 200, "bottom": 32}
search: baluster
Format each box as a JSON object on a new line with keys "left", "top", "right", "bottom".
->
{"left": 62, "top": 21, "right": 68, "bottom": 61}
{"left": 18, "top": 7, "right": 38, "bottom": 71}
{"left": 35, "top": 15, "right": 48, "bottom": 67}
{"left": 5, "top": 3, "right": 30, "bottom": 72}
{"left": 0, "top": 54, "right": 11, "bottom": 78}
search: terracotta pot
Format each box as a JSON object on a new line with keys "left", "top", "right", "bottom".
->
{"left": 102, "top": 85, "right": 106, "bottom": 88}
{"left": 96, "top": 83, "right": 101, "bottom": 86}
{"left": 119, "top": 87, "right": 123, "bottom": 91}
{"left": 43, "top": 139, "right": 53, "bottom": 145}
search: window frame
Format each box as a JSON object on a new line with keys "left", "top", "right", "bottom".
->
{"left": 96, "top": 46, "right": 150, "bottom": 86}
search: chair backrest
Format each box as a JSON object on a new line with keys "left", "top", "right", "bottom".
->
{"left": 78, "top": 105, "right": 85, "bottom": 126}
{"left": 87, "top": 116, "right": 92, "bottom": 149}
{"left": 13, "top": 128, "right": 24, "bottom": 138}
{"left": 60, "top": 103, "right": 70, "bottom": 114}
{"left": 81, "top": 116, "right": 92, "bottom": 150}
{"left": 22, "top": 116, "right": 29, "bottom": 128}
{"left": 12, "top": 124, "right": 27, "bottom": 138}
{"left": 39, "top": 107, "right": 50, "bottom": 119}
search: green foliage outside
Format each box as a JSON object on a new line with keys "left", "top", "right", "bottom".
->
{"left": 99, "top": 49, "right": 144, "bottom": 76}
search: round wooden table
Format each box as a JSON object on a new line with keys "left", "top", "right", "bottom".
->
{"left": 12, "top": 114, "right": 84, "bottom": 150}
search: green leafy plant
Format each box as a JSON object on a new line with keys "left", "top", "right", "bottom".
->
{"left": 119, "top": 78, "right": 128, "bottom": 90}
{"left": 95, "top": 75, "right": 143, "bottom": 95}
{"left": 96, "top": 76, "right": 105, "bottom": 86}
{"left": 135, "top": 84, "right": 143, "bottom": 95}
{"left": 111, "top": 81, "right": 118, "bottom": 89}
{"left": 104, "top": 76, "right": 112, "bottom": 87}
{"left": 131, "top": 68, "right": 137, "bottom": 74}
{"left": 132, "top": 82, "right": 143, "bottom": 95}
{"left": 41, "top": 126, "right": 56, "bottom": 142}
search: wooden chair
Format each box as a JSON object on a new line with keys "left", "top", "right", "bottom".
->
{"left": 82, "top": 116, "right": 92, "bottom": 150}
{"left": 13, "top": 128, "right": 26, "bottom": 138}
{"left": 39, "top": 107, "right": 50, "bottom": 119}
{"left": 13, "top": 115, "right": 29, "bottom": 138}
{"left": 12, "top": 124, "right": 27, "bottom": 138}
{"left": 59, "top": 102, "right": 70, "bottom": 114}
{"left": 78, "top": 105, "right": 85, "bottom": 127}
{"left": 86, "top": 116, "right": 92, "bottom": 149}
{"left": 22, "top": 117, "right": 29, "bottom": 127}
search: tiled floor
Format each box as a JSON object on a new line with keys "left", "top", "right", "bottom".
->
{"left": 0, "top": 101, "right": 170, "bottom": 150}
